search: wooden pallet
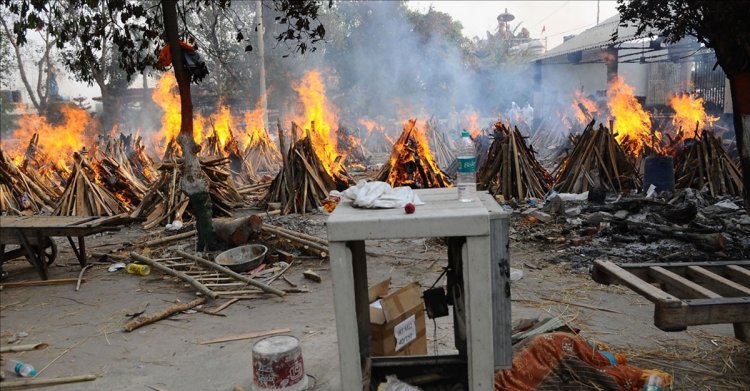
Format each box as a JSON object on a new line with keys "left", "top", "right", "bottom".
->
{"left": 592, "top": 260, "right": 750, "bottom": 342}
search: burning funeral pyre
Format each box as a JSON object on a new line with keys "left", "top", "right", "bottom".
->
{"left": 673, "top": 130, "right": 743, "bottom": 197}
{"left": 376, "top": 119, "right": 453, "bottom": 188}
{"left": 359, "top": 119, "right": 394, "bottom": 154}
{"left": 477, "top": 121, "right": 552, "bottom": 200}
{"left": 552, "top": 120, "right": 641, "bottom": 194}
{"left": 263, "top": 71, "right": 354, "bottom": 214}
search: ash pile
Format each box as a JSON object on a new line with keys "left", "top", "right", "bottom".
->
{"left": 510, "top": 188, "right": 749, "bottom": 271}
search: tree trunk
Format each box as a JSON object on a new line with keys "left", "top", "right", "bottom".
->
{"left": 729, "top": 71, "right": 750, "bottom": 209}
{"left": 161, "top": 0, "right": 218, "bottom": 250}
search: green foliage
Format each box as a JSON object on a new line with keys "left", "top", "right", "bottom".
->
{"left": 0, "top": 0, "right": 332, "bottom": 82}
{"left": 616, "top": 0, "right": 750, "bottom": 74}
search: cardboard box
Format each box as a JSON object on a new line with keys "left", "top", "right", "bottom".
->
{"left": 368, "top": 278, "right": 427, "bottom": 356}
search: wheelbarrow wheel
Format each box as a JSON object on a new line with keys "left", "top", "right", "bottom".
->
{"left": 42, "top": 239, "right": 58, "bottom": 266}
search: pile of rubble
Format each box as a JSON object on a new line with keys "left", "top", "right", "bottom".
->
{"left": 510, "top": 188, "right": 749, "bottom": 271}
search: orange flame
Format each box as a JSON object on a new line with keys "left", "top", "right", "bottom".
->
{"left": 385, "top": 119, "right": 451, "bottom": 188}
{"left": 668, "top": 93, "right": 718, "bottom": 138}
{"left": 292, "top": 70, "right": 341, "bottom": 175}
{"left": 2, "top": 105, "right": 97, "bottom": 170}
{"left": 358, "top": 118, "right": 379, "bottom": 134}
{"left": 466, "top": 113, "right": 482, "bottom": 138}
{"left": 209, "top": 103, "right": 234, "bottom": 151}
{"left": 241, "top": 99, "right": 275, "bottom": 151}
{"left": 572, "top": 91, "right": 598, "bottom": 124}
{"left": 607, "top": 76, "right": 654, "bottom": 156}
{"left": 152, "top": 73, "right": 204, "bottom": 153}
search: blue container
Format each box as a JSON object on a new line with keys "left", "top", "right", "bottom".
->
{"left": 643, "top": 156, "right": 675, "bottom": 193}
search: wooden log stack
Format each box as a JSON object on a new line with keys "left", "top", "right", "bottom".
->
{"left": 375, "top": 119, "right": 453, "bottom": 189}
{"left": 264, "top": 123, "right": 352, "bottom": 215}
{"left": 362, "top": 124, "right": 394, "bottom": 154}
{"left": 337, "top": 124, "right": 371, "bottom": 170}
{"left": 0, "top": 150, "right": 57, "bottom": 215}
{"left": 243, "top": 128, "right": 282, "bottom": 174}
{"left": 477, "top": 122, "right": 552, "bottom": 200}
{"left": 91, "top": 138, "right": 149, "bottom": 208}
{"left": 54, "top": 151, "right": 129, "bottom": 216}
{"left": 17, "top": 133, "right": 69, "bottom": 193}
{"left": 674, "top": 130, "right": 743, "bottom": 196}
{"left": 552, "top": 121, "right": 641, "bottom": 194}
{"left": 425, "top": 118, "right": 455, "bottom": 170}
{"left": 121, "top": 133, "right": 158, "bottom": 184}
{"left": 203, "top": 124, "right": 257, "bottom": 186}
{"left": 131, "top": 150, "right": 243, "bottom": 229}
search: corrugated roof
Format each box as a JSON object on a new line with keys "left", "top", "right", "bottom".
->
{"left": 536, "top": 14, "right": 657, "bottom": 61}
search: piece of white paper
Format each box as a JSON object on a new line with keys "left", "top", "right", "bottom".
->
{"left": 394, "top": 314, "right": 417, "bottom": 351}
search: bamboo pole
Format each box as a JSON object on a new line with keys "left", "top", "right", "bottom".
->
{"left": 131, "top": 253, "right": 218, "bottom": 299}
{"left": 261, "top": 225, "right": 328, "bottom": 256}
{"left": 175, "top": 250, "right": 286, "bottom": 297}
{"left": 0, "top": 374, "right": 97, "bottom": 389}
{"left": 124, "top": 297, "right": 206, "bottom": 332}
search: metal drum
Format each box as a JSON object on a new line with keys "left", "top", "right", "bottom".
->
{"left": 252, "top": 335, "right": 308, "bottom": 391}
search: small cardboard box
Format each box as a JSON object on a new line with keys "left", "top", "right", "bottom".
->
{"left": 368, "top": 278, "right": 427, "bottom": 356}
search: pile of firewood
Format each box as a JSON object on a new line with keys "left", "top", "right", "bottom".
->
{"left": 477, "top": 122, "right": 552, "bottom": 200}
{"left": 362, "top": 124, "right": 394, "bottom": 153}
{"left": 131, "top": 146, "right": 243, "bottom": 228}
{"left": 243, "top": 128, "right": 281, "bottom": 174}
{"left": 54, "top": 151, "right": 129, "bottom": 216}
{"left": 553, "top": 121, "right": 641, "bottom": 193}
{"left": 425, "top": 118, "right": 455, "bottom": 170}
{"left": 202, "top": 124, "right": 256, "bottom": 185}
{"left": 16, "top": 133, "right": 69, "bottom": 193}
{"left": 120, "top": 133, "right": 158, "bottom": 184}
{"left": 264, "top": 123, "right": 352, "bottom": 214}
{"left": 376, "top": 119, "right": 453, "bottom": 188}
{"left": 337, "top": 124, "right": 370, "bottom": 170}
{"left": 674, "top": 130, "right": 743, "bottom": 196}
{"left": 91, "top": 137, "right": 150, "bottom": 208}
{"left": 445, "top": 130, "right": 493, "bottom": 178}
{"left": 0, "top": 150, "right": 57, "bottom": 215}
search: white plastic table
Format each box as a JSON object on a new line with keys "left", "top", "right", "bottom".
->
{"left": 327, "top": 188, "right": 511, "bottom": 390}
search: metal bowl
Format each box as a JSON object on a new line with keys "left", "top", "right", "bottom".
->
{"left": 215, "top": 244, "right": 268, "bottom": 273}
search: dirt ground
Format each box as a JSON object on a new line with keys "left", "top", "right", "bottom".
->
{"left": 1, "top": 212, "right": 748, "bottom": 390}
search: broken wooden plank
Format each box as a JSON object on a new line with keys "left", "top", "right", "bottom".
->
{"left": 0, "top": 374, "right": 97, "bottom": 389}
{"left": 197, "top": 328, "right": 291, "bottom": 345}
{"left": 124, "top": 297, "right": 206, "bottom": 332}
{"left": 1, "top": 278, "right": 85, "bottom": 289}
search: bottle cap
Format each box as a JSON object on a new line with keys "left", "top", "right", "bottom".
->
{"left": 29, "top": 369, "right": 38, "bottom": 376}
{"left": 461, "top": 129, "right": 470, "bottom": 137}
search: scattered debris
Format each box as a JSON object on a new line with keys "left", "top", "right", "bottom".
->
{"left": 303, "top": 269, "right": 322, "bottom": 283}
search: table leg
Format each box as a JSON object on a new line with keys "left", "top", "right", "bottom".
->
{"left": 77, "top": 236, "right": 87, "bottom": 267}
{"left": 18, "top": 232, "right": 47, "bottom": 280}
{"left": 490, "top": 217, "right": 512, "bottom": 369}
{"left": 329, "top": 241, "right": 363, "bottom": 390}
{"left": 67, "top": 237, "right": 81, "bottom": 260}
{"left": 447, "top": 237, "right": 467, "bottom": 355}
{"left": 349, "top": 240, "right": 371, "bottom": 384}
{"left": 464, "top": 235, "right": 494, "bottom": 390}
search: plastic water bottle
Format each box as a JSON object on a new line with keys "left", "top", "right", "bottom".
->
{"left": 643, "top": 375, "right": 663, "bottom": 391}
{"left": 456, "top": 129, "right": 477, "bottom": 202}
{"left": 5, "top": 359, "right": 37, "bottom": 377}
